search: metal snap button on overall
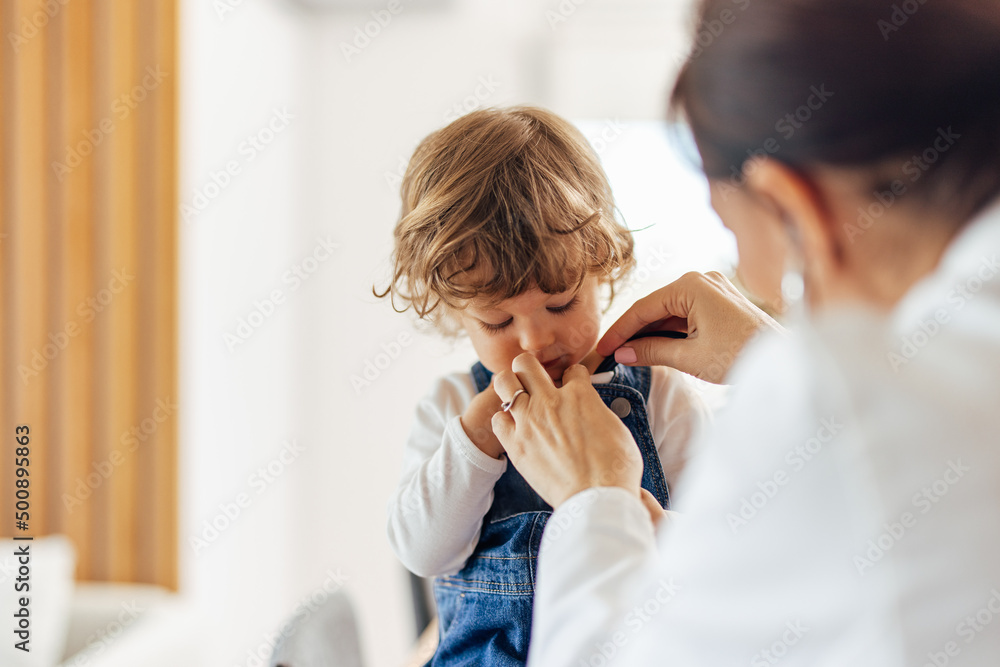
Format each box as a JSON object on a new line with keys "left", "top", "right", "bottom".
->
{"left": 610, "top": 397, "right": 631, "bottom": 418}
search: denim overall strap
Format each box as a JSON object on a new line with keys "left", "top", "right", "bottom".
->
{"left": 596, "top": 364, "right": 670, "bottom": 508}
{"left": 471, "top": 361, "right": 493, "bottom": 393}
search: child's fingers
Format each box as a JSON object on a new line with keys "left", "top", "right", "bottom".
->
{"left": 639, "top": 488, "right": 667, "bottom": 526}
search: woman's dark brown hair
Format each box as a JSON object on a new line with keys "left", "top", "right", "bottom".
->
{"left": 670, "top": 0, "right": 1000, "bottom": 223}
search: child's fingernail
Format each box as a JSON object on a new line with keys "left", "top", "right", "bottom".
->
{"left": 615, "top": 347, "right": 637, "bottom": 364}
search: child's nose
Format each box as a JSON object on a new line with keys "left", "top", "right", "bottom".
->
{"left": 519, "top": 323, "right": 556, "bottom": 353}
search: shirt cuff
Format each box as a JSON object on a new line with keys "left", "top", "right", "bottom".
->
{"left": 445, "top": 415, "right": 508, "bottom": 476}
{"left": 543, "top": 486, "right": 656, "bottom": 551}
{"left": 529, "top": 487, "right": 659, "bottom": 666}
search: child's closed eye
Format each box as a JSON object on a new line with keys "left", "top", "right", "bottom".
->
{"left": 476, "top": 295, "right": 580, "bottom": 334}
{"left": 547, "top": 295, "right": 579, "bottom": 314}
{"left": 479, "top": 318, "right": 512, "bottom": 333}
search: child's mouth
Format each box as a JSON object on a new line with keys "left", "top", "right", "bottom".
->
{"left": 541, "top": 356, "right": 562, "bottom": 370}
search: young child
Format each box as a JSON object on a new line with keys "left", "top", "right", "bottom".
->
{"left": 379, "top": 106, "right": 707, "bottom": 664}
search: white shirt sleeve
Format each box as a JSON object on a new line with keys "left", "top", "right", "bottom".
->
{"left": 386, "top": 373, "right": 508, "bottom": 577}
{"left": 528, "top": 486, "right": 664, "bottom": 667}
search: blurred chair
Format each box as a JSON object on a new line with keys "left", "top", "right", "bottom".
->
{"left": 409, "top": 572, "right": 435, "bottom": 638}
{"left": 402, "top": 619, "right": 438, "bottom": 667}
{"left": 269, "top": 590, "right": 365, "bottom": 667}
{"left": 405, "top": 572, "right": 438, "bottom": 667}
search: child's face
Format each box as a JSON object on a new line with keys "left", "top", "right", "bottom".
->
{"left": 456, "top": 275, "right": 602, "bottom": 382}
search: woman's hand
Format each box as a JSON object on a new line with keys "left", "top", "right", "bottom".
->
{"left": 491, "top": 354, "right": 644, "bottom": 508}
{"left": 597, "top": 271, "right": 782, "bottom": 384}
{"left": 460, "top": 382, "right": 506, "bottom": 460}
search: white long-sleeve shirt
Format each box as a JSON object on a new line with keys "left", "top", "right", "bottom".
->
{"left": 528, "top": 199, "right": 1000, "bottom": 666}
{"left": 386, "top": 365, "right": 714, "bottom": 578}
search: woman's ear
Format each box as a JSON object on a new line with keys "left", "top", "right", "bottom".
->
{"left": 742, "top": 157, "right": 846, "bottom": 309}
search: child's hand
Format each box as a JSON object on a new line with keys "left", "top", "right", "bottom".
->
{"left": 639, "top": 488, "right": 681, "bottom": 528}
{"left": 461, "top": 383, "right": 506, "bottom": 460}
{"left": 639, "top": 488, "right": 667, "bottom": 526}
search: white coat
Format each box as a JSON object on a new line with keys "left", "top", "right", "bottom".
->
{"left": 528, "top": 197, "right": 1000, "bottom": 667}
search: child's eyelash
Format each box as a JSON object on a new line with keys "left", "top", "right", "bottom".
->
{"left": 479, "top": 319, "right": 512, "bottom": 333}
{"left": 548, "top": 295, "right": 579, "bottom": 314}
{"left": 477, "top": 296, "right": 578, "bottom": 334}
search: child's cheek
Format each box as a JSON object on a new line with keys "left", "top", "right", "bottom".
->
{"left": 468, "top": 330, "right": 518, "bottom": 375}
{"left": 563, "top": 313, "right": 600, "bottom": 359}
{"left": 577, "top": 303, "right": 603, "bottom": 352}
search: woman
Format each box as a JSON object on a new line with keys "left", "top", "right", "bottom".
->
{"left": 490, "top": 0, "right": 1000, "bottom": 664}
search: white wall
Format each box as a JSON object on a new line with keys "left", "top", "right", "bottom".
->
{"left": 180, "top": 1, "right": 302, "bottom": 664}
{"left": 179, "top": 2, "right": 731, "bottom": 666}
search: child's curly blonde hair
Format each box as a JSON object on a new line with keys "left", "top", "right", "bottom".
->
{"left": 376, "top": 106, "right": 636, "bottom": 333}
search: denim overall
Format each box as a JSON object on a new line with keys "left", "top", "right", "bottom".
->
{"left": 426, "top": 361, "right": 670, "bottom": 666}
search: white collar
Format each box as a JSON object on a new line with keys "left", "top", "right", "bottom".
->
{"left": 889, "top": 194, "right": 1000, "bottom": 335}
{"left": 589, "top": 370, "right": 615, "bottom": 385}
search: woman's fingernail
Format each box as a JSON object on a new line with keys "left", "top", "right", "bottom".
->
{"left": 615, "top": 347, "right": 637, "bottom": 364}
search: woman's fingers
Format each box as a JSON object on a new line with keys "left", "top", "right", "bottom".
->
{"left": 597, "top": 273, "right": 708, "bottom": 356}
{"left": 493, "top": 354, "right": 553, "bottom": 421}
{"left": 510, "top": 353, "right": 556, "bottom": 397}
{"left": 493, "top": 368, "right": 525, "bottom": 404}
{"left": 597, "top": 294, "right": 687, "bottom": 357}
{"left": 598, "top": 272, "right": 782, "bottom": 383}
{"left": 491, "top": 363, "right": 644, "bottom": 508}
{"left": 615, "top": 335, "right": 689, "bottom": 370}
{"left": 560, "top": 363, "right": 591, "bottom": 388}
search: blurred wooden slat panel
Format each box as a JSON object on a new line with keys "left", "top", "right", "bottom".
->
{"left": 104, "top": 0, "right": 140, "bottom": 583}
{"left": 150, "top": 0, "right": 179, "bottom": 590}
{"left": 88, "top": 0, "right": 111, "bottom": 579}
{"left": 0, "top": 0, "right": 10, "bottom": 534}
{"left": 10, "top": 0, "right": 52, "bottom": 537}
{"left": 1, "top": 0, "right": 178, "bottom": 590}
{"left": 58, "top": 0, "right": 97, "bottom": 579}
{"left": 134, "top": 0, "right": 152, "bottom": 585}
{"left": 135, "top": 0, "right": 155, "bottom": 585}
{"left": 43, "top": 0, "right": 64, "bottom": 544}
